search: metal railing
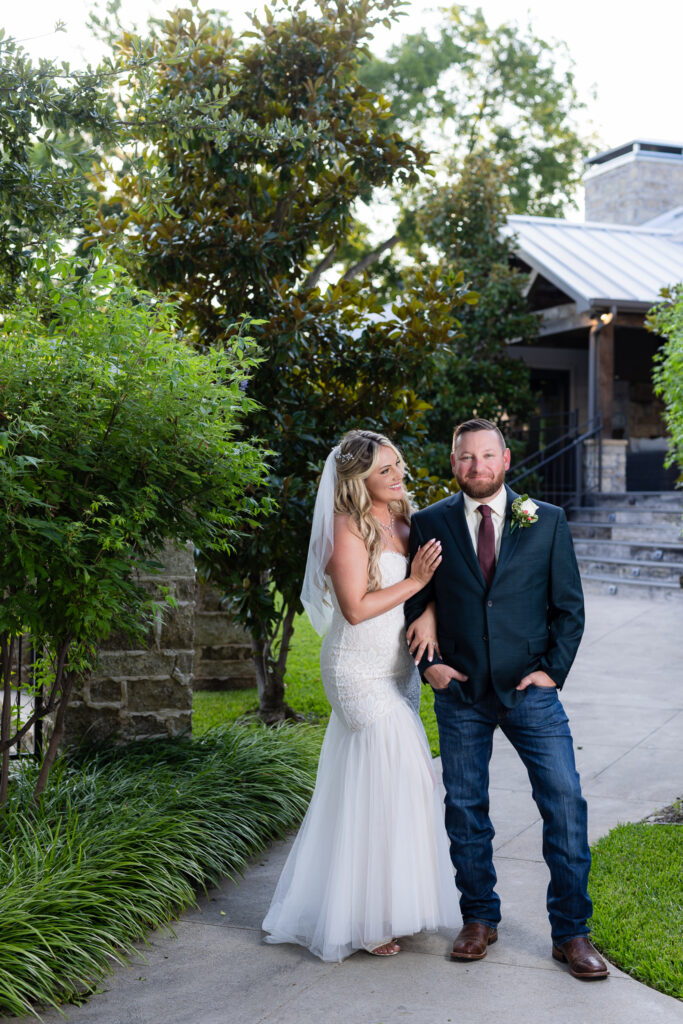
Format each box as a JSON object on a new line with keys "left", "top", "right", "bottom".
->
{"left": 508, "top": 413, "right": 603, "bottom": 509}
{"left": 5, "top": 636, "right": 43, "bottom": 759}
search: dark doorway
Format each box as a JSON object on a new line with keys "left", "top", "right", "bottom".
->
{"left": 528, "top": 368, "right": 571, "bottom": 445}
{"left": 626, "top": 451, "right": 679, "bottom": 491}
{"left": 507, "top": 369, "right": 576, "bottom": 506}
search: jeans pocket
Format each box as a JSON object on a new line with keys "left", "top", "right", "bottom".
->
{"left": 526, "top": 683, "right": 558, "bottom": 699}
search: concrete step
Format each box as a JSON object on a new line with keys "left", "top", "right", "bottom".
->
{"left": 576, "top": 556, "right": 683, "bottom": 583}
{"left": 582, "top": 490, "right": 683, "bottom": 508}
{"left": 567, "top": 506, "right": 683, "bottom": 525}
{"left": 580, "top": 572, "right": 683, "bottom": 600}
{"left": 570, "top": 520, "right": 683, "bottom": 543}
{"left": 571, "top": 538, "right": 683, "bottom": 563}
{"left": 570, "top": 490, "right": 683, "bottom": 599}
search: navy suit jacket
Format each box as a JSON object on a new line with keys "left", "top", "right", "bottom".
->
{"left": 405, "top": 484, "right": 585, "bottom": 708}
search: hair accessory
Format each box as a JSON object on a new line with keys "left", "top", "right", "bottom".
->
{"left": 335, "top": 450, "right": 354, "bottom": 464}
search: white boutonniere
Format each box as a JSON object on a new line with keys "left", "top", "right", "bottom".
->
{"left": 511, "top": 494, "right": 539, "bottom": 531}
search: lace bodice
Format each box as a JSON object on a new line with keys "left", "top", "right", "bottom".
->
{"left": 320, "top": 550, "right": 420, "bottom": 730}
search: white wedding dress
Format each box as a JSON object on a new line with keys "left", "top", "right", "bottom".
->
{"left": 262, "top": 551, "right": 460, "bottom": 961}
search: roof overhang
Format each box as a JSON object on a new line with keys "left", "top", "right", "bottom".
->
{"left": 532, "top": 301, "right": 651, "bottom": 339}
{"left": 532, "top": 304, "right": 593, "bottom": 338}
{"left": 504, "top": 216, "right": 683, "bottom": 315}
{"left": 586, "top": 299, "right": 652, "bottom": 315}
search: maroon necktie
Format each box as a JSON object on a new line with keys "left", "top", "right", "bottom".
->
{"left": 477, "top": 505, "right": 495, "bottom": 588}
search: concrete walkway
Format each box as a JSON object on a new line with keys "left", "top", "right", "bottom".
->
{"left": 6, "top": 595, "right": 683, "bottom": 1024}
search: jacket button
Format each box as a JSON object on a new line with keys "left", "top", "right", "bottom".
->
{"left": 483, "top": 634, "right": 488, "bottom": 641}
{"left": 487, "top": 600, "right": 493, "bottom": 607}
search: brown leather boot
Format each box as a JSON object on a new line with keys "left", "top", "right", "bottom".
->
{"left": 450, "top": 922, "right": 498, "bottom": 961}
{"left": 552, "top": 936, "right": 609, "bottom": 980}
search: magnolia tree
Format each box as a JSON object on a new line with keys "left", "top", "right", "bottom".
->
{"left": 90, "top": 0, "right": 478, "bottom": 721}
{"left": 0, "top": 253, "right": 268, "bottom": 804}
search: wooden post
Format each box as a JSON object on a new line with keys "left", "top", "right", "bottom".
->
{"left": 598, "top": 321, "right": 614, "bottom": 438}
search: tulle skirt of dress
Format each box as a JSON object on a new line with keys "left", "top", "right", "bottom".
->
{"left": 262, "top": 700, "right": 460, "bottom": 962}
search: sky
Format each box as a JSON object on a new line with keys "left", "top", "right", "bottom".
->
{"left": 4, "top": 0, "right": 683, "bottom": 191}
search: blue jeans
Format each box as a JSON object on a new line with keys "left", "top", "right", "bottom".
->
{"left": 434, "top": 684, "right": 592, "bottom": 945}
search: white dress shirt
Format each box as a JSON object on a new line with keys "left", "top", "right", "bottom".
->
{"left": 462, "top": 487, "right": 508, "bottom": 563}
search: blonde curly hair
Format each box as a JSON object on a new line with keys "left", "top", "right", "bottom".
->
{"left": 334, "top": 429, "right": 413, "bottom": 592}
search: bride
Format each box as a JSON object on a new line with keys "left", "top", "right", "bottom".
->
{"left": 262, "top": 429, "right": 459, "bottom": 961}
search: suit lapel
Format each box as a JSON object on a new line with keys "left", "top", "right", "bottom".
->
{"left": 442, "top": 493, "right": 486, "bottom": 588}
{"left": 492, "top": 484, "right": 522, "bottom": 583}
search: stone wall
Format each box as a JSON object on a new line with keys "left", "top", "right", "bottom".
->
{"left": 584, "top": 439, "right": 627, "bottom": 494}
{"left": 62, "top": 542, "right": 196, "bottom": 746}
{"left": 14, "top": 547, "right": 257, "bottom": 752}
{"left": 193, "top": 582, "right": 256, "bottom": 691}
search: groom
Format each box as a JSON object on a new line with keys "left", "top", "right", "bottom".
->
{"left": 405, "top": 418, "right": 608, "bottom": 981}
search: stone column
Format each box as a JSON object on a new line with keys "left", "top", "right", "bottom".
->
{"left": 62, "top": 542, "right": 196, "bottom": 746}
{"left": 583, "top": 439, "right": 628, "bottom": 493}
{"left": 193, "top": 582, "right": 256, "bottom": 691}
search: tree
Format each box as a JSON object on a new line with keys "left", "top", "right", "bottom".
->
{"left": 323, "top": 5, "right": 589, "bottom": 459}
{"left": 0, "top": 252, "right": 268, "bottom": 803}
{"left": 649, "top": 285, "right": 683, "bottom": 482}
{"left": 359, "top": 3, "right": 592, "bottom": 217}
{"left": 90, "top": 0, "right": 475, "bottom": 721}
{"left": 89, "top": 0, "right": 428, "bottom": 339}
{"left": 0, "top": 32, "right": 118, "bottom": 302}
{"left": 0, "top": 24, "right": 250, "bottom": 302}
{"left": 411, "top": 154, "right": 539, "bottom": 476}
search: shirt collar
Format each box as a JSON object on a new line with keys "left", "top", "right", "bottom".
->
{"left": 463, "top": 486, "right": 508, "bottom": 519}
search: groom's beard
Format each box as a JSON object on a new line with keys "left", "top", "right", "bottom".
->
{"left": 455, "top": 468, "right": 506, "bottom": 500}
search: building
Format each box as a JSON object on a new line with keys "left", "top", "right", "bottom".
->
{"left": 503, "top": 140, "right": 683, "bottom": 494}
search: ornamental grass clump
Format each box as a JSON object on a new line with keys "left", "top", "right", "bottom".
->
{"left": 0, "top": 724, "right": 319, "bottom": 1018}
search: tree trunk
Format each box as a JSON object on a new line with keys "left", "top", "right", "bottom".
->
{"left": 33, "top": 666, "right": 76, "bottom": 803}
{"left": 251, "top": 605, "right": 303, "bottom": 724}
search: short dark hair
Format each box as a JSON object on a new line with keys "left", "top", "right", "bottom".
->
{"left": 452, "top": 418, "right": 506, "bottom": 452}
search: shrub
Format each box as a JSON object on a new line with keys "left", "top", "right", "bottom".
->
{"left": 0, "top": 252, "right": 268, "bottom": 801}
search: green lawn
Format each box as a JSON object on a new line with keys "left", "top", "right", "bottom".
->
{"left": 590, "top": 823, "right": 683, "bottom": 999}
{"left": 193, "top": 610, "right": 441, "bottom": 755}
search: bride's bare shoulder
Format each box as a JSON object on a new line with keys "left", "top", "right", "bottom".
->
{"left": 333, "top": 513, "right": 363, "bottom": 542}
{"left": 327, "top": 516, "right": 367, "bottom": 577}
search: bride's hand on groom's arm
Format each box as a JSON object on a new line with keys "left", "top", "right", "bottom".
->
{"left": 406, "top": 600, "right": 441, "bottom": 665}
{"left": 409, "top": 540, "right": 442, "bottom": 587}
{"left": 424, "top": 664, "right": 468, "bottom": 691}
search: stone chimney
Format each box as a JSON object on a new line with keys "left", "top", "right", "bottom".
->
{"left": 584, "top": 140, "right": 683, "bottom": 225}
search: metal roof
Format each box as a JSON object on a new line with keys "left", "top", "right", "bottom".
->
{"left": 643, "top": 206, "right": 683, "bottom": 237}
{"left": 503, "top": 214, "right": 683, "bottom": 313}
